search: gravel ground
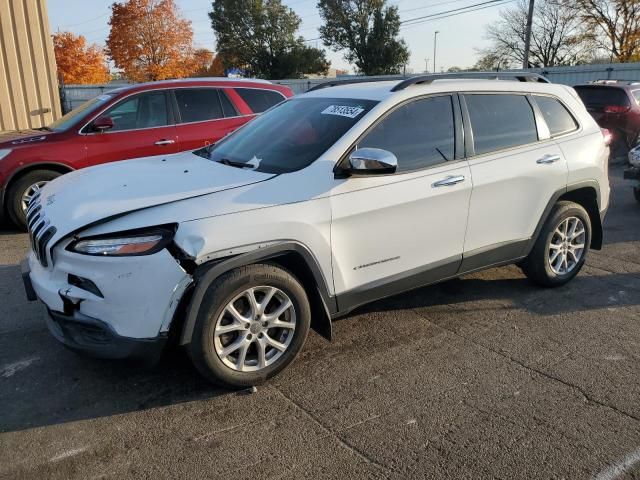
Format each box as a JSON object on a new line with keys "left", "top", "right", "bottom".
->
{"left": 1, "top": 164, "right": 639, "bottom": 479}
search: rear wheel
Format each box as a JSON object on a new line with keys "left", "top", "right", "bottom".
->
{"left": 521, "top": 201, "right": 591, "bottom": 287}
{"left": 6, "top": 170, "right": 61, "bottom": 230}
{"left": 188, "top": 264, "right": 311, "bottom": 388}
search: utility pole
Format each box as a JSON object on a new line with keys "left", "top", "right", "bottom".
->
{"left": 433, "top": 31, "right": 440, "bottom": 73}
{"left": 522, "top": 0, "right": 535, "bottom": 69}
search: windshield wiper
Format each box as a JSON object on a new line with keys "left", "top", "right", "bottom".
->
{"left": 35, "top": 126, "right": 52, "bottom": 132}
{"left": 217, "top": 158, "right": 254, "bottom": 169}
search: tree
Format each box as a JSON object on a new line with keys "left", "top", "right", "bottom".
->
{"left": 52, "top": 32, "right": 110, "bottom": 84}
{"left": 107, "top": 0, "right": 197, "bottom": 82}
{"left": 210, "top": 0, "right": 329, "bottom": 79}
{"left": 483, "top": 0, "right": 591, "bottom": 68}
{"left": 318, "top": 0, "right": 410, "bottom": 76}
{"left": 192, "top": 49, "right": 225, "bottom": 77}
{"left": 573, "top": 0, "right": 640, "bottom": 62}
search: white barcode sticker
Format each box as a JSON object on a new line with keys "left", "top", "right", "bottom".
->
{"left": 321, "top": 105, "right": 365, "bottom": 118}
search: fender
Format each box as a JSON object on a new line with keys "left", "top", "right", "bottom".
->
{"left": 524, "top": 180, "right": 604, "bottom": 256}
{"left": 179, "top": 241, "right": 336, "bottom": 345}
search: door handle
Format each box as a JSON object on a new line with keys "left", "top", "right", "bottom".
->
{"left": 536, "top": 154, "right": 561, "bottom": 164}
{"left": 154, "top": 139, "right": 175, "bottom": 146}
{"left": 432, "top": 175, "right": 465, "bottom": 187}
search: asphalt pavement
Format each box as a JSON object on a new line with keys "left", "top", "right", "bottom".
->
{"left": 1, "top": 164, "right": 640, "bottom": 479}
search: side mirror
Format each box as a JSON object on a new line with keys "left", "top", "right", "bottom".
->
{"left": 91, "top": 115, "right": 114, "bottom": 132}
{"left": 347, "top": 148, "right": 397, "bottom": 174}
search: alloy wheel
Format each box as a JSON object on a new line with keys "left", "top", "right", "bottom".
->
{"left": 20, "top": 181, "right": 48, "bottom": 213}
{"left": 214, "top": 286, "right": 296, "bottom": 372}
{"left": 548, "top": 216, "right": 586, "bottom": 275}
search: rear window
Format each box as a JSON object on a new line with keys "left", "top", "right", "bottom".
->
{"left": 574, "top": 86, "right": 630, "bottom": 107}
{"left": 235, "top": 88, "right": 285, "bottom": 113}
{"left": 533, "top": 95, "right": 578, "bottom": 137}
{"left": 465, "top": 94, "right": 538, "bottom": 155}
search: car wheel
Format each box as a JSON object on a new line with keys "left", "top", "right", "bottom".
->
{"left": 521, "top": 201, "right": 591, "bottom": 287}
{"left": 188, "top": 263, "right": 311, "bottom": 388}
{"left": 634, "top": 186, "right": 640, "bottom": 204}
{"left": 6, "top": 170, "right": 61, "bottom": 230}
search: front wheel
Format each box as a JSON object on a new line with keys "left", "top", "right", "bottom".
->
{"left": 521, "top": 201, "right": 591, "bottom": 287}
{"left": 188, "top": 264, "right": 311, "bottom": 388}
{"left": 6, "top": 170, "right": 61, "bottom": 230}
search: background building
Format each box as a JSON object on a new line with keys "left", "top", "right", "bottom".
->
{"left": 0, "top": 0, "right": 60, "bottom": 133}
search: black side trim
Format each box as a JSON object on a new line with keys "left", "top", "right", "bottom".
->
{"left": 459, "top": 239, "right": 529, "bottom": 273}
{"left": 335, "top": 255, "right": 461, "bottom": 316}
{"left": 21, "top": 259, "right": 37, "bottom": 301}
{"left": 179, "top": 241, "right": 335, "bottom": 345}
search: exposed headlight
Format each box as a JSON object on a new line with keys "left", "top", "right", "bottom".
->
{"left": 0, "top": 149, "right": 12, "bottom": 160}
{"left": 68, "top": 226, "right": 175, "bottom": 256}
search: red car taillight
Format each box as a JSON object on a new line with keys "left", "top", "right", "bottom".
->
{"left": 601, "top": 128, "right": 613, "bottom": 146}
{"left": 603, "top": 105, "right": 630, "bottom": 114}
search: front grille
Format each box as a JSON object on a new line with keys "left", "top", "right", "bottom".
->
{"left": 26, "top": 194, "right": 56, "bottom": 267}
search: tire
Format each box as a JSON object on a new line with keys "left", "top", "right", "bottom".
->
{"left": 634, "top": 186, "right": 640, "bottom": 204}
{"left": 520, "top": 201, "right": 591, "bottom": 287}
{"left": 6, "top": 170, "right": 61, "bottom": 230}
{"left": 188, "top": 263, "right": 311, "bottom": 388}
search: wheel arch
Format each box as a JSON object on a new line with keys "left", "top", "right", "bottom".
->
{"left": 2, "top": 162, "right": 74, "bottom": 209}
{"left": 178, "top": 242, "right": 336, "bottom": 346}
{"left": 527, "top": 182, "right": 604, "bottom": 256}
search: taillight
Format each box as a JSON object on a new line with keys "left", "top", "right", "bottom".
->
{"left": 601, "top": 128, "right": 613, "bottom": 146}
{"left": 603, "top": 105, "right": 630, "bottom": 114}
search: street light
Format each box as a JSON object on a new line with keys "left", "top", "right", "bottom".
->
{"left": 433, "top": 31, "right": 440, "bottom": 73}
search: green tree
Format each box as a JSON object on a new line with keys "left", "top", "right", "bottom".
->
{"left": 317, "top": 0, "right": 410, "bottom": 75}
{"left": 209, "top": 0, "right": 329, "bottom": 79}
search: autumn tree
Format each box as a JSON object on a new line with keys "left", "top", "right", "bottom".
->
{"left": 192, "top": 49, "right": 225, "bottom": 77}
{"left": 573, "top": 0, "right": 640, "bottom": 62}
{"left": 318, "top": 0, "right": 410, "bottom": 75}
{"left": 210, "top": 0, "right": 329, "bottom": 79}
{"left": 107, "top": 0, "right": 197, "bottom": 81}
{"left": 52, "top": 32, "right": 110, "bottom": 84}
{"left": 482, "top": 0, "right": 591, "bottom": 68}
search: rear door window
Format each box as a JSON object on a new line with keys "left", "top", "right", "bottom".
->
{"left": 235, "top": 88, "right": 285, "bottom": 113}
{"left": 174, "top": 88, "right": 224, "bottom": 123}
{"left": 465, "top": 94, "right": 538, "bottom": 155}
{"left": 533, "top": 95, "right": 578, "bottom": 137}
{"left": 358, "top": 95, "right": 456, "bottom": 172}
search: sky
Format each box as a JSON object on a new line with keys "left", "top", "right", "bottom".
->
{"left": 47, "top": 0, "right": 513, "bottom": 74}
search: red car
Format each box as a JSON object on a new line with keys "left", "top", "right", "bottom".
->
{"left": 0, "top": 78, "right": 293, "bottom": 229}
{"left": 574, "top": 81, "right": 640, "bottom": 157}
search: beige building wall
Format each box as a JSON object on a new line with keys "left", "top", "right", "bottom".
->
{"left": 0, "top": 0, "right": 61, "bottom": 132}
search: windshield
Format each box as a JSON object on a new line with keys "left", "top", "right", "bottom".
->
{"left": 47, "top": 94, "right": 115, "bottom": 132}
{"left": 204, "top": 97, "right": 378, "bottom": 174}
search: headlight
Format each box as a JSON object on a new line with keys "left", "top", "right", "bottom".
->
{"left": 0, "top": 149, "right": 12, "bottom": 160}
{"left": 67, "top": 226, "right": 175, "bottom": 256}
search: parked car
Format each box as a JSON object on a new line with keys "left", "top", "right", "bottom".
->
{"left": 23, "top": 73, "right": 610, "bottom": 387}
{"left": 624, "top": 143, "right": 640, "bottom": 203}
{"left": 574, "top": 80, "right": 640, "bottom": 157}
{"left": 0, "top": 78, "right": 293, "bottom": 229}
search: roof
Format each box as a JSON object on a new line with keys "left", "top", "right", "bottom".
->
{"left": 302, "top": 77, "right": 569, "bottom": 102}
{"left": 106, "top": 77, "right": 291, "bottom": 96}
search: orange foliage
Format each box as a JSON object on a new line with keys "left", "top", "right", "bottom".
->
{"left": 106, "top": 0, "right": 197, "bottom": 82}
{"left": 52, "top": 32, "right": 110, "bottom": 84}
{"left": 192, "top": 49, "right": 225, "bottom": 77}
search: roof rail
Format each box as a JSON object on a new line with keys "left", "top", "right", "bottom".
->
{"left": 307, "top": 75, "right": 407, "bottom": 92}
{"left": 390, "top": 72, "right": 549, "bottom": 91}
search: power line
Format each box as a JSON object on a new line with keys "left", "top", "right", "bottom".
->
{"left": 401, "top": 0, "right": 512, "bottom": 25}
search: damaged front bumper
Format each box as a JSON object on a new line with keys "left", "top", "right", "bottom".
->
{"left": 24, "top": 241, "right": 192, "bottom": 362}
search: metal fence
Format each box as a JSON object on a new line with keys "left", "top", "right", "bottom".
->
{"left": 61, "top": 62, "right": 640, "bottom": 112}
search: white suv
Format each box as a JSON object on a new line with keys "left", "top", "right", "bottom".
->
{"left": 22, "top": 73, "right": 610, "bottom": 387}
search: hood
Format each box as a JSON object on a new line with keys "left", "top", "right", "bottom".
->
{"left": 0, "top": 129, "right": 53, "bottom": 146}
{"left": 36, "top": 151, "right": 275, "bottom": 241}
